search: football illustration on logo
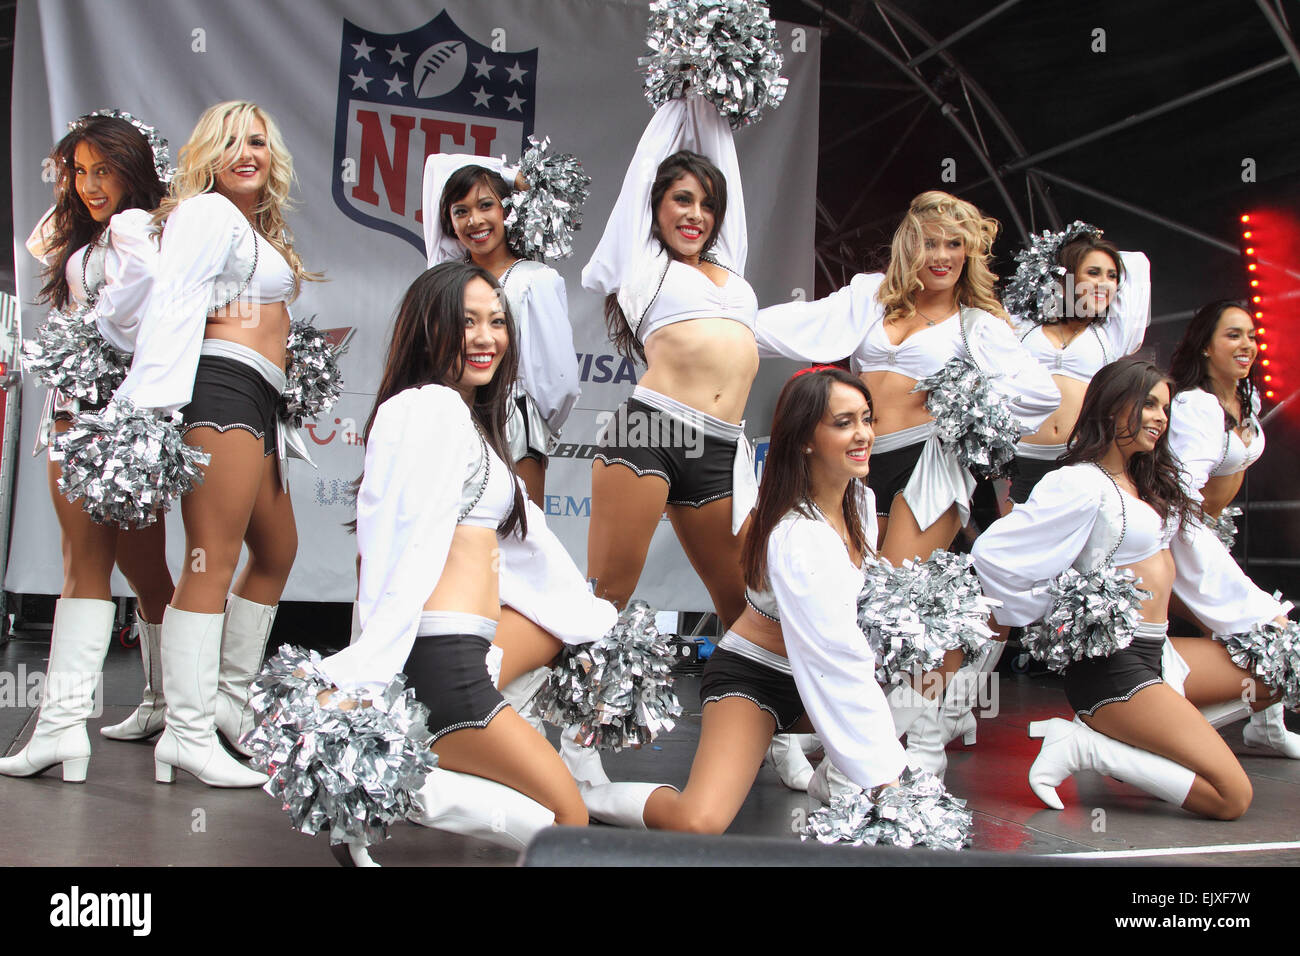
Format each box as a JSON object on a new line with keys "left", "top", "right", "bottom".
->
{"left": 414, "top": 40, "right": 467, "bottom": 98}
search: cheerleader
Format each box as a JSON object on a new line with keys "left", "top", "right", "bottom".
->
{"left": 420, "top": 153, "right": 580, "bottom": 506}
{"left": 113, "top": 101, "right": 317, "bottom": 787}
{"left": 317, "top": 261, "right": 618, "bottom": 862}
{"left": 0, "top": 112, "right": 173, "bottom": 781}
{"left": 973, "top": 359, "right": 1294, "bottom": 817}
{"left": 1166, "top": 301, "right": 1297, "bottom": 755}
{"left": 1006, "top": 225, "right": 1151, "bottom": 504}
{"left": 755, "top": 191, "right": 1059, "bottom": 775}
{"left": 583, "top": 367, "right": 909, "bottom": 831}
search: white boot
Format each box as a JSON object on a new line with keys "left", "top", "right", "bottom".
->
{"left": 408, "top": 767, "right": 555, "bottom": 850}
{"left": 887, "top": 683, "right": 947, "bottom": 779}
{"left": 765, "top": 734, "right": 815, "bottom": 792}
{"left": 499, "top": 665, "right": 550, "bottom": 733}
{"left": 806, "top": 756, "right": 860, "bottom": 806}
{"left": 214, "top": 595, "right": 278, "bottom": 756}
{"left": 100, "top": 614, "right": 166, "bottom": 741}
{"left": 942, "top": 642, "right": 1003, "bottom": 748}
{"left": 1199, "top": 699, "right": 1252, "bottom": 729}
{"left": 154, "top": 606, "right": 269, "bottom": 788}
{"left": 0, "top": 598, "right": 115, "bottom": 782}
{"left": 1027, "top": 717, "right": 1195, "bottom": 811}
{"left": 1242, "top": 703, "right": 1300, "bottom": 758}
{"left": 560, "top": 734, "right": 611, "bottom": 789}
{"left": 581, "top": 781, "right": 674, "bottom": 829}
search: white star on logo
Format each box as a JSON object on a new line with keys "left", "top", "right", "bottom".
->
{"left": 351, "top": 37, "right": 374, "bottom": 61}
{"left": 505, "top": 91, "right": 526, "bottom": 113}
{"left": 506, "top": 61, "right": 528, "bottom": 84}
{"left": 472, "top": 56, "right": 494, "bottom": 78}
{"left": 387, "top": 44, "right": 409, "bottom": 66}
{"left": 384, "top": 74, "right": 408, "bottom": 96}
{"left": 471, "top": 87, "right": 493, "bottom": 108}
{"left": 349, "top": 68, "right": 373, "bottom": 92}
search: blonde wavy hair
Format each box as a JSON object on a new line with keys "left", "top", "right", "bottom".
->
{"left": 155, "top": 100, "right": 317, "bottom": 292}
{"left": 878, "top": 191, "right": 1007, "bottom": 325}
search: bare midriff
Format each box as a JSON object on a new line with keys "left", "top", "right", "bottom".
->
{"left": 860, "top": 371, "right": 931, "bottom": 436}
{"left": 729, "top": 605, "right": 788, "bottom": 659}
{"left": 203, "top": 300, "right": 291, "bottom": 369}
{"left": 1123, "top": 550, "right": 1175, "bottom": 624}
{"left": 424, "top": 526, "right": 502, "bottom": 620}
{"left": 1200, "top": 472, "right": 1245, "bottom": 520}
{"left": 640, "top": 318, "right": 759, "bottom": 423}
{"left": 1023, "top": 375, "right": 1089, "bottom": 445}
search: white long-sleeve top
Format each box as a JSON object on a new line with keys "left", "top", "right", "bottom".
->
{"left": 1168, "top": 387, "right": 1265, "bottom": 502}
{"left": 27, "top": 206, "right": 160, "bottom": 353}
{"left": 763, "top": 494, "right": 908, "bottom": 790}
{"left": 420, "top": 154, "right": 580, "bottom": 434}
{"left": 756, "top": 274, "right": 1059, "bottom": 436}
{"left": 321, "top": 384, "right": 616, "bottom": 697}
{"left": 115, "top": 192, "right": 294, "bottom": 415}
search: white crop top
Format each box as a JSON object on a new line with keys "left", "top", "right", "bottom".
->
{"left": 1169, "top": 388, "right": 1265, "bottom": 499}
{"left": 1112, "top": 486, "right": 1177, "bottom": 566}
{"left": 459, "top": 437, "right": 515, "bottom": 529}
{"left": 638, "top": 259, "right": 758, "bottom": 343}
{"left": 852, "top": 310, "right": 963, "bottom": 379}
{"left": 1018, "top": 323, "right": 1112, "bottom": 384}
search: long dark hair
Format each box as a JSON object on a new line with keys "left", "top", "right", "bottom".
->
{"left": 1169, "top": 299, "right": 1257, "bottom": 428}
{"left": 742, "top": 367, "right": 873, "bottom": 590}
{"left": 39, "top": 115, "right": 168, "bottom": 308}
{"left": 604, "top": 149, "right": 728, "bottom": 362}
{"left": 437, "top": 164, "right": 521, "bottom": 259}
{"left": 1060, "top": 358, "right": 1191, "bottom": 523}
{"left": 360, "top": 260, "right": 526, "bottom": 537}
{"left": 1058, "top": 234, "right": 1124, "bottom": 325}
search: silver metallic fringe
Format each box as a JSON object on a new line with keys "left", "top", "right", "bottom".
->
{"left": 1207, "top": 506, "right": 1243, "bottom": 550}
{"left": 22, "top": 303, "right": 130, "bottom": 404}
{"left": 503, "top": 136, "right": 591, "bottom": 262}
{"left": 536, "top": 600, "right": 682, "bottom": 751}
{"left": 803, "top": 767, "right": 972, "bottom": 851}
{"left": 69, "top": 108, "right": 173, "bottom": 183}
{"left": 913, "top": 356, "right": 1021, "bottom": 479}
{"left": 640, "top": 0, "right": 788, "bottom": 129}
{"left": 858, "top": 550, "right": 998, "bottom": 685}
{"left": 52, "top": 398, "right": 209, "bottom": 527}
{"left": 1022, "top": 567, "right": 1151, "bottom": 673}
{"left": 1217, "top": 613, "right": 1300, "bottom": 712}
{"left": 244, "top": 645, "right": 438, "bottom": 848}
{"left": 1003, "top": 221, "right": 1103, "bottom": 325}
{"left": 281, "top": 316, "right": 345, "bottom": 428}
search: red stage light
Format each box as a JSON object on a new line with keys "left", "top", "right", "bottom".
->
{"left": 1253, "top": 296, "right": 1261, "bottom": 303}
{"left": 1246, "top": 247, "right": 1256, "bottom": 255}
{"left": 1241, "top": 214, "right": 1251, "bottom": 222}
{"left": 1251, "top": 280, "right": 1259, "bottom": 287}
{"left": 1244, "top": 230, "right": 1253, "bottom": 239}
{"left": 1266, "top": 390, "right": 1275, "bottom": 398}
{"left": 1248, "top": 263, "right": 1257, "bottom": 272}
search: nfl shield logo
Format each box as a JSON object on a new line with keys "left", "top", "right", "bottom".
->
{"left": 332, "top": 11, "right": 538, "bottom": 253}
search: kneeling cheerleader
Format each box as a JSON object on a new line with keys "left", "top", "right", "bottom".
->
{"left": 972, "top": 359, "right": 1296, "bottom": 818}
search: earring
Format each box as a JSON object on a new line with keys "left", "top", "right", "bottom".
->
{"left": 804, "top": 447, "right": 812, "bottom": 454}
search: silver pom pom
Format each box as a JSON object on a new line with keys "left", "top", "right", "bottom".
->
{"left": 858, "top": 550, "right": 998, "bottom": 685}
{"left": 22, "top": 303, "right": 130, "bottom": 404}
{"left": 803, "top": 767, "right": 972, "bottom": 851}
{"left": 1217, "top": 614, "right": 1300, "bottom": 711}
{"left": 912, "top": 356, "right": 1021, "bottom": 479}
{"left": 244, "top": 645, "right": 438, "bottom": 848}
{"left": 1022, "top": 566, "right": 1151, "bottom": 673}
{"left": 52, "top": 398, "right": 210, "bottom": 527}
{"left": 280, "top": 316, "right": 346, "bottom": 428}
{"left": 1207, "top": 506, "right": 1243, "bottom": 550}
{"left": 1003, "top": 221, "right": 1104, "bottom": 325}
{"left": 536, "top": 600, "right": 682, "bottom": 751}
{"left": 503, "top": 136, "right": 592, "bottom": 262}
{"left": 640, "top": 0, "right": 788, "bottom": 129}
{"left": 69, "top": 108, "right": 173, "bottom": 183}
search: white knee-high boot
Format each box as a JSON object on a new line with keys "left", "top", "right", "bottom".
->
{"left": 100, "top": 614, "right": 166, "bottom": 741}
{"left": 0, "top": 598, "right": 115, "bottom": 782}
{"left": 766, "top": 734, "right": 815, "bottom": 791}
{"left": 214, "top": 595, "right": 278, "bottom": 756}
{"left": 1243, "top": 703, "right": 1300, "bottom": 758}
{"left": 407, "top": 767, "right": 555, "bottom": 850}
{"left": 581, "top": 781, "right": 675, "bottom": 829}
{"left": 154, "top": 606, "right": 268, "bottom": 788}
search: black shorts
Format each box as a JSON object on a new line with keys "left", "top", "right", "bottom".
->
{"left": 402, "top": 632, "right": 508, "bottom": 742}
{"left": 700, "top": 647, "right": 805, "bottom": 731}
{"left": 865, "top": 439, "right": 925, "bottom": 516}
{"left": 180, "top": 355, "right": 279, "bottom": 457}
{"left": 1064, "top": 636, "right": 1165, "bottom": 717}
{"left": 595, "top": 396, "right": 735, "bottom": 508}
{"left": 1008, "top": 454, "right": 1065, "bottom": 504}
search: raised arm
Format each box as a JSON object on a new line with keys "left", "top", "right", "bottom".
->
{"left": 756, "top": 272, "right": 885, "bottom": 363}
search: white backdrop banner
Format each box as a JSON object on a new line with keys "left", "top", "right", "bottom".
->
{"left": 8, "top": 0, "right": 818, "bottom": 608}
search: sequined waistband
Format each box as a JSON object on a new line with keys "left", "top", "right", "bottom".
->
{"left": 200, "top": 339, "right": 287, "bottom": 394}
{"left": 1133, "top": 620, "right": 1168, "bottom": 643}
{"left": 717, "top": 630, "right": 792, "bottom": 675}
{"left": 416, "top": 611, "right": 498, "bottom": 640}
{"left": 871, "top": 421, "right": 936, "bottom": 454}
{"left": 633, "top": 385, "right": 745, "bottom": 442}
{"left": 1015, "top": 440, "right": 1067, "bottom": 461}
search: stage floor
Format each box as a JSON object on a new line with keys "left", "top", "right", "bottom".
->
{"left": 3, "top": 631, "right": 1299, "bottom": 867}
